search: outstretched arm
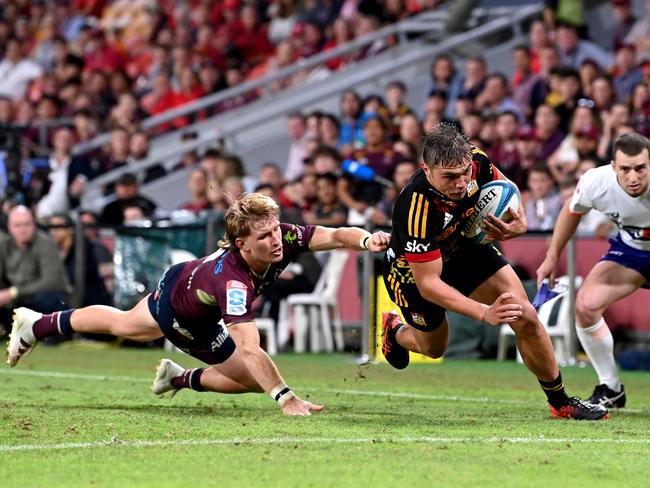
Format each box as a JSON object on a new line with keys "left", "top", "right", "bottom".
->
{"left": 228, "top": 321, "right": 324, "bottom": 416}
{"left": 308, "top": 225, "right": 391, "bottom": 252}
{"left": 536, "top": 200, "right": 583, "bottom": 287}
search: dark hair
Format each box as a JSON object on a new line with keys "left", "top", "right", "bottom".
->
{"left": 312, "top": 144, "right": 343, "bottom": 163}
{"left": 202, "top": 148, "right": 221, "bottom": 160}
{"left": 316, "top": 172, "right": 338, "bottom": 185}
{"left": 614, "top": 132, "right": 650, "bottom": 158}
{"left": 254, "top": 183, "right": 276, "bottom": 193}
{"left": 528, "top": 162, "right": 553, "bottom": 178}
{"left": 421, "top": 123, "right": 472, "bottom": 168}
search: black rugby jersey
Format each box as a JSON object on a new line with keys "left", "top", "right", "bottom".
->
{"left": 384, "top": 147, "right": 499, "bottom": 279}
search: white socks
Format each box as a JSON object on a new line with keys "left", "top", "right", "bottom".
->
{"left": 576, "top": 318, "right": 621, "bottom": 392}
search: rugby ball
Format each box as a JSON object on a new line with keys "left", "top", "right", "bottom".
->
{"left": 463, "top": 180, "right": 520, "bottom": 245}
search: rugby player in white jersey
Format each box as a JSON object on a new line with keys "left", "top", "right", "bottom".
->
{"left": 537, "top": 132, "right": 650, "bottom": 408}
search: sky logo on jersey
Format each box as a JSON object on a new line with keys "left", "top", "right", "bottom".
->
{"left": 405, "top": 241, "right": 431, "bottom": 252}
{"left": 226, "top": 280, "right": 248, "bottom": 316}
{"left": 214, "top": 254, "right": 227, "bottom": 274}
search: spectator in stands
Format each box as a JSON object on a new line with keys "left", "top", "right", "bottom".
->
{"left": 612, "top": 0, "right": 637, "bottom": 51}
{"left": 612, "top": 44, "right": 643, "bottom": 102}
{"left": 236, "top": 5, "right": 274, "bottom": 66}
{"left": 338, "top": 114, "right": 402, "bottom": 225}
{"left": 267, "top": 0, "right": 300, "bottom": 44}
{"left": 178, "top": 168, "right": 210, "bottom": 213}
{"left": 36, "top": 126, "right": 94, "bottom": 220}
{"left": 385, "top": 80, "right": 414, "bottom": 141}
{"left": 223, "top": 176, "right": 246, "bottom": 204}
{"left": 78, "top": 210, "right": 114, "bottom": 297}
{"left": 100, "top": 172, "right": 157, "bottom": 226}
{"left": 511, "top": 45, "right": 541, "bottom": 119}
{"left": 488, "top": 111, "right": 525, "bottom": 187}
{"left": 524, "top": 163, "right": 564, "bottom": 231}
{"left": 553, "top": 68, "right": 584, "bottom": 132}
{"left": 127, "top": 130, "right": 167, "bottom": 183}
{"left": 302, "top": 172, "right": 348, "bottom": 227}
{"left": 318, "top": 112, "right": 341, "bottom": 149}
{"left": 213, "top": 153, "right": 256, "bottom": 192}
{"left": 258, "top": 162, "right": 286, "bottom": 190}
{"left": 47, "top": 212, "right": 111, "bottom": 308}
{"left": 458, "top": 56, "right": 487, "bottom": 102}
{"left": 370, "top": 159, "right": 418, "bottom": 227}
{"left": 514, "top": 125, "right": 541, "bottom": 190}
{"left": 311, "top": 145, "right": 343, "bottom": 175}
{"left": 530, "top": 45, "right": 561, "bottom": 112}
{"left": 598, "top": 102, "right": 632, "bottom": 160}
{"left": 460, "top": 110, "right": 484, "bottom": 141}
{"left": 102, "top": 128, "right": 130, "bottom": 173}
{"left": 629, "top": 81, "right": 650, "bottom": 136}
{"left": 591, "top": 75, "right": 616, "bottom": 114}
{"left": 284, "top": 111, "right": 309, "bottom": 181}
{"left": 623, "top": 1, "right": 650, "bottom": 62}
{"left": 578, "top": 59, "right": 601, "bottom": 100}
{"left": 555, "top": 22, "right": 614, "bottom": 71}
{"left": 475, "top": 72, "right": 524, "bottom": 122}
{"left": 426, "top": 54, "right": 463, "bottom": 119}
{"left": 0, "top": 205, "right": 71, "bottom": 334}
{"left": 323, "top": 18, "right": 353, "bottom": 70}
{"left": 534, "top": 103, "right": 565, "bottom": 160}
{"left": 206, "top": 178, "right": 228, "bottom": 212}
{"left": 0, "top": 36, "right": 43, "bottom": 101}
{"left": 528, "top": 19, "right": 551, "bottom": 74}
{"left": 338, "top": 89, "right": 363, "bottom": 156}
{"left": 199, "top": 148, "right": 222, "bottom": 181}
{"left": 398, "top": 113, "right": 423, "bottom": 156}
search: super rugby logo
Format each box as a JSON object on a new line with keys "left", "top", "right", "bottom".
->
{"left": 226, "top": 280, "right": 247, "bottom": 316}
{"left": 464, "top": 188, "right": 498, "bottom": 230}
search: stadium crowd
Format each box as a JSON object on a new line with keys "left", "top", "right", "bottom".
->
{"left": 1, "top": 0, "right": 650, "bottom": 333}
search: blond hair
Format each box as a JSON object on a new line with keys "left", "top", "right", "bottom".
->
{"left": 219, "top": 193, "right": 280, "bottom": 248}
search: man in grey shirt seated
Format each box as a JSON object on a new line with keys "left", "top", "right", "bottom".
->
{"left": 0, "top": 206, "right": 71, "bottom": 336}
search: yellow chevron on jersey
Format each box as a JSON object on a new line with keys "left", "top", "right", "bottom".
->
{"left": 407, "top": 192, "right": 429, "bottom": 238}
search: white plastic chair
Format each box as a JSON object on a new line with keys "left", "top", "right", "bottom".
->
{"left": 497, "top": 275, "right": 583, "bottom": 365}
{"left": 255, "top": 318, "right": 278, "bottom": 356}
{"left": 277, "top": 250, "right": 350, "bottom": 353}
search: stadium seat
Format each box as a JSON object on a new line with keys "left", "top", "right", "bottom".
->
{"left": 255, "top": 318, "right": 278, "bottom": 356}
{"left": 277, "top": 250, "right": 350, "bottom": 353}
{"left": 497, "top": 275, "right": 583, "bottom": 365}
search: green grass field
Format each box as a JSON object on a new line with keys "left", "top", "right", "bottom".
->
{"left": 1, "top": 345, "right": 649, "bottom": 488}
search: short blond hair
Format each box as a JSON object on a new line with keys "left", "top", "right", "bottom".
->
{"left": 220, "top": 193, "right": 280, "bottom": 248}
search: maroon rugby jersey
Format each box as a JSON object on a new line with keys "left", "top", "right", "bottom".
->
{"left": 169, "top": 223, "right": 315, "bottom": 326}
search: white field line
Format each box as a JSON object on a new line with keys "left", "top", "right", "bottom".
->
{"left": 1, "top": 368, "right": 646, "bottom": 413}
{"left": 2, "top": 436, "right": 650, "bottom": 452}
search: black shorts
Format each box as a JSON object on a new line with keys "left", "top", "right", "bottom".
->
{"left": 147, "top": 263, "right": 237, "bottom": 364}
{"left": 383, "top": 241, "right": 509, "bottom": 332}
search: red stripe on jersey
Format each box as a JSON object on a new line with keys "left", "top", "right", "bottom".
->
{"left": 405, "top": 249, "right": 442, "bottom": 263}
{"left": 568, "top": 209, "right": 586, "bottom": 216}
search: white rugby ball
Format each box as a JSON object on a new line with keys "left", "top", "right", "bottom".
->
{"left": 463, "top": 180, "right": 520, "bottom": 245}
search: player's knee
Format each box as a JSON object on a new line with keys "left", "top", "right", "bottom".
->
{"left": 421, "top": 342, "right": 446, "bottom": 359}
{"left": 575, "top": 294, "right": 602, "bottom": 325}
{"left": 511, "top": 303, "right": 540, "bottom": 335}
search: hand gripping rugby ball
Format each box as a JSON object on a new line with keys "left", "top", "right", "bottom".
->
{"left": 463, "top": 180, "right": 520, "bottom": 245}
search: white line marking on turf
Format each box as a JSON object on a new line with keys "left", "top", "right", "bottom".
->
{"left": 1, "top": 368, "right": 646, "bottom": 413}
{"left": 2, "top": 436, "right": 650, "bottom": 452}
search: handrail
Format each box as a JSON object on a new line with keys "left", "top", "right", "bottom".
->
{"left": 72, "top": 5, "right": 530, "bottom": 157}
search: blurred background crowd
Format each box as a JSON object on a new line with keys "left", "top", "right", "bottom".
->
{"left": 0, "top": 0, "right": 649, "bottom": 337}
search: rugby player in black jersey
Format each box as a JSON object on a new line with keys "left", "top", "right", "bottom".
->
{"left": 381, "top": 123, "right": 608, "bottom": 420}
{"left": 7, "top": 193, "right": 390, "bottom": 416}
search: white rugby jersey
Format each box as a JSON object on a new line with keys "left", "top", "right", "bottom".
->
{"left": 570, "top": 165, "right": 650, "bottom": 251}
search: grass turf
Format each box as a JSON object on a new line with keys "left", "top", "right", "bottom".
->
{"left": 1, "top": 346, "right": 649, "bottom": 488}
